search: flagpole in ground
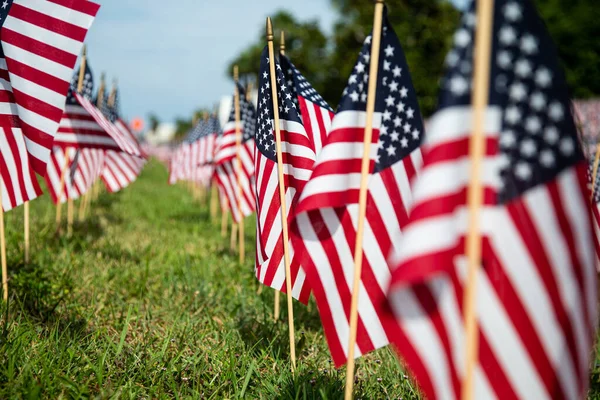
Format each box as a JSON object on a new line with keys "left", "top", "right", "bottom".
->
{"left": 0, "top": 184, "right": 7, "bottom": 301}
{"left": 24, "top": 201, "right": 29, "bottom": 264}
{"left": 210, "top": 179, "right": 219, "bottom": 222}
{"left": 343, "top": 1, "right": 384, "bottom": 398}
{"left": 233, "top": 65, "right": 245, "bottom": 263}
{"left": 57, "top": 46, "right": 87, "bottom": 233}
{"left": 462, "top": 1, "right": 494, "bottom": 399}
{"left": 221, "top": 196, "right": 229, "bottom": 238}
{"left": 272, "top": 29, "right": 288, "bottom": 322}
{"left": 267, "top": 18, "right": 297, "bottom": 372}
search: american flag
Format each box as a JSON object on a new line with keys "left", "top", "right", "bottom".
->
{"left": 196, "top": 115, "right": 220, "bottom": 166}
{"left": 0, "top": 0, "right": 99, "bottom": 176}
{"left": 254, "top": 47, "right": 317, "bottom": 303}
{"left": 387, "top": 1, "right": 597, "bottom": 399}
{"left": 0, "top": 0, "right": 98, "bottom": 211}
{"left": 100, "top": 86, "right": 145, "bottom": 193}
{"left": 214, "top": 83, "right": 256, "bottom": 223}
{"left": 291, "top": 10, "right": 425, "bottom": 366}
{"left": 280, "top": 55, "right": 334, "bottom": 155}
{"left": 105, "top": 87, "right": 145, "bottom": 158}
{"left": 45, "top": 147, "right": 104, "bottom": 204}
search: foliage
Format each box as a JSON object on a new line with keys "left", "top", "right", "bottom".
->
{"left": 227, "top": 0, "right": 599, "bottom": 117}
{"left": 0, "top": 160, "right": 421, "bottom": 399}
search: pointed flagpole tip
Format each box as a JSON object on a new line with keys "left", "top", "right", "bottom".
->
{"left": 266, "top": 17, "right": 273, "bottom": 41}
{"left": 81, "top": 45, "right": 87, "bottom": 56}
{"left": 233, "top": 65, "right": 239, "bottom": 82}
{"left": 280, "top": 31, "right": 285, "bottom": 55}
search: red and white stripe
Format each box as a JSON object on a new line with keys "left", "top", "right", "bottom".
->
{"left": 0, "top": 124, "right": 43, "bottom": 211}
{"left": 1, "top": 0, "right": 99, "bottom": 175}
{"left": 388, "top": 106, "right": 597, "bottom": 400}
{"left": 298, "top": 95, "right": 334, "bottom": 156}
{"left": 101, "top": 151, "right": 145, "bottom": 193}
{"left": 44, "top": 147, "right": 104, "bottom": 203}
{"left": 214, "top": 119, "right": 256, "bottom": 223}
{"left": 292, "top": 110, "right": 422, "bottom": 366}
{"left": 255, "top": 119, "right": 315, "bottom": 303}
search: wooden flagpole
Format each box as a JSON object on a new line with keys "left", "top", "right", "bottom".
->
{"left": 210, "top": 181, "right": 219, "bottom": 222}
{"left": 230, "top": 220, "right": 238, "bottom": 250}
{"left": 344, "top": 1, "right": 384, "bottom": 398}
{"left": 591, "top": 144, "right": 600, "bottom": 201}
{"left": 233, "top": 65, "right": 245, "bottom": 263}
{"left": 57, "top": 46, "right": 87, "bottom": 233}
{"left": 0, "top": 182, "right": 7, "bottom": 301}
{"left": 24, "top": 201, "right": 29, "bottom": 264}
{"left": 462, "top": 0, "right": 494, "bottom": 399}
{"left": 273, "top": 29, "right": 287, "bottom": 322}
{"left": 267, "top": 18, "right": 297, "bottom": 372}
{"left": 221, "top": 197, "right": 229, "bottom": 238}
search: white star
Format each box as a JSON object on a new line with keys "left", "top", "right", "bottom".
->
{"left": 400, "top": 138, "right": 409, "bottom": 148}
{"left": 349, "top": 74, "right": 358, "bottom": 84}
{"left": 284, "top": 106, "right": 290, "bottom": 113}
{"left": 380, "top": 125, "right": 388, "bottom": 135}
{"left": 530, "top": 92, "right": 546, "bottom": 111}
{"left": 499, "top": 26, "right": 517, "bottom": 45}
{"left": 397, "top": 102, "right": 406, "bottom": 113}
{"left": 549, "top": 102, "right": 564, "bottom": 121}
{"left": 263, "top": 72, "right": 268, "bottom": 79}
{"left": 384, "top": 45, "right": 395, "bottom": 57}
{"left": 446, "top": 51, "right": 459, "bottom": 67}
{"left": 387, "top": 145, "right": 397, "bottom": 156}
{"left": 509, "top": 82, "right": 527, "bottom": 102}
{"left": 450, "top": 76, "right": 468, "bottom": 96}
{"left": 355, "top": 62, "right": 365, "bottom": 74}
{"left": 390, "top": 131, "right": 400, "bottom": 142}
{"left": 540, "top": 150, "right": 555, "bottom": 167}
{"left": 505, "top": 106, "right": 521, "bottom": 124}
{"left": 392, "top": 66, "right": 402, "bottom": 77}
{"left": 406, "top": 108, "right": 415, "bottom": 119}
{"left": 521, "top": 35, "right": 538, "bottom": 54}
{"left": 412, "top": 129, "right": 420, "bottom": 140}
{"left": 393, "top": 117, "right": 402, "bottom": 127}
{"left": 497, "top": 51, "right": 512, "bottom": 69}
{"left": 515, "top": 162, "right": 532, "bottom": 180}
{"left": 377, "top": 140, "right": 385, "bottom": 150}
{"left": 358, "top": 82, "right": 364, "bottom": 92}
{"left": 400, "top": 87, "right": 409, "bottom": 98}
{"left": 535, "top": 67, "right": 552, "bottom": 87}
{"left": 383, "top": 110, "right": 392, "bottom": 121}
{"left": 544, "top": 126, "right": 559, "bottom": 144}
{"left": 560, "top": 137, "right": 574, "bottom": 156}
{"left": 520, "top": 138, "right": 537, "bottom": 157}
{"left": 500, "top": 130, "right": 516, "bottom": 148}
{"left": 403, "top": 123, "right": 411, "bottom": 134}
{"left": 525, "top": 116, "right": 542, "bottom": 134}
{"left": 349, "top": 91, "right": 359, "bottom": 102}
{"left": 454, "top": 29, "right": 471, "bottom": 47}
{"left": 515, "top": 59, "right": 532, "bottom": 78}
{"left": 389, "top": 81, "right": 399, "bottom": 92}
{"left": 361, "top": 93, "right": 367, "bottom": 102}
{"left": 363, "top": 74, "right": 369, "bottom": 83}
{"left": 383, "top": 60, "right": 391, "bottom": 71}
{"left": 385, "top": 95, "right": 395, "bottom": 107}
{"left": 362, "top": 53, "right": 370, "bottom": 63}
{"left": 504, "top": 2, "right": 522, "bottom": 21}
{"left": 365, "top": 36, "right": 372, "bottom": 44}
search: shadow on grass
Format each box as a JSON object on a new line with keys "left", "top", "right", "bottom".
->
{"left": 169, "top": 207, "right": 212, "bottom": 225}
{"left": 6, "top": 260, "right": 89, "bottom": 341}
{"left": 260, "top": 367, "right": 346, "bottom": 400}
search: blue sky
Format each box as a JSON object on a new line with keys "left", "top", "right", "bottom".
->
{"left": 86, "top": 0, "right": 464, "bottom": 124}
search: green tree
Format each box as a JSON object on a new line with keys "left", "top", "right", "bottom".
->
{"left": 148, "top": 113, "right": 160, "bottom": 132}
{"left": 227, "top": 11, "right": 329, "bottom": 96}
{"left": 327, "top": 0, "right": 459, "bottom": 115}
{"left": 535, "top": 0, "right": 600, "bottom": 99}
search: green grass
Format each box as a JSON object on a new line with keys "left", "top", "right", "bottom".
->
{"left": 0, "top": 159, "right": 419, "bottom": 399}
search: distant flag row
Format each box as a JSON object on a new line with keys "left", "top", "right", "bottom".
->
{"left": 167, "top": 0, "right": 596, "bottom": 397}
{"left": 0, "top": 0, "right": 146, "bottom": 212}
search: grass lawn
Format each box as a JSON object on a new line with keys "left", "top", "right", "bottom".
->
{"left": 0, "top": 159, "right": 422, "bottom": 399}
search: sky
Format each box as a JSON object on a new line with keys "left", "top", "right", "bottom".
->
{"left": 86, "top": 0, "right": 465, "bottom": 125}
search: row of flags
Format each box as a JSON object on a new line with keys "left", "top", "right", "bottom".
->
{"left": 169, "top": 0, "right": 598, "bottom": 398}
{"left": 0, "top": 0, "right": 146, "bottom": 214}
